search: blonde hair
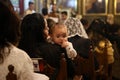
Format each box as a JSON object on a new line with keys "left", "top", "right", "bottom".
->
{"left": 49, "top": 23, "right": 67, "bottom": 34}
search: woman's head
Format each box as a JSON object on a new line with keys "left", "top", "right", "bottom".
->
{"left": 0, "top": 0, "right": 14, "bottom": 11}
{"left": 0, "top": 1, "right": 20, "bottom": 46}
{"left": 88, "top": 18, "right": 107, "bottom": 34}
{"left": 87, "top": 18, "right": 107, "bottom": 40}
{"left": 20, "top": 13, "right": 49, "bottom": 44}
{"left": 19, "top": 13, "right": 49, "bottom": 57}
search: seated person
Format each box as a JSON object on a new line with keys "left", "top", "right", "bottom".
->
{"left": 24, "top": 1, "right": 35, "bottom": 16}
{"left": 87, "top": 18, "right": 114, "bottom": 78}
{"left": 0, "top": 1, "right": 48, "bottom": 80}
{"left": 87, "top": 18, "right": 114, "bottom": 64}
{"left": 18, "top": 13, "right": 75, "bottom": 80}
{"left": 60, "top": 11, "right": 88, "bottom": 39}
{"left": 48, "top": 4, "right": 59, "bottom": 23}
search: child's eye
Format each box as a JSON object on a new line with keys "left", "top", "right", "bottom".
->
{"left": 63, "top": 34, "right": 67, "bottom": 38}
{"left": 56, "top": 35, "right": 60, "bottom": 38}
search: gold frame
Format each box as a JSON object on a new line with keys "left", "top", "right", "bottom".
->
{"left": 114, "top": 0, "right": 120, "bottom": 15}
{"left": 34, "top": 0, "right": 46, "bottom": 13}
{"left": 34, "top": 0, "right": 41, "bottom": 12}
{"left": 57, "top": 0, "right": 77, "bottom": 11}
{"left": 83, "top": 0, "right": 108, "bottom": 15}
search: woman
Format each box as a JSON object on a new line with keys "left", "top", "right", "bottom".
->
{"left": 18, "top": 13, "right": 75, "bottom": 80}
{"left": 0, "top": 2, "right": 49, "bottom": 80}
{"left": 87, "top": 18, "right": 114, "bottom": 79}
{"left": 1, "top": 0, "right": 14, "bottom": 11}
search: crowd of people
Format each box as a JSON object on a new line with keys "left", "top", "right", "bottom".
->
{"left": 1, "top": 0, "right": 120, "bottom": 80}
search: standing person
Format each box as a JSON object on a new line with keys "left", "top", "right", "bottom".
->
{"left": 42, "top": 8, "right": 49, "bottom": 19}
{"left": 48, "top": 4, "right": 59, "bottom": 23}
{"left": 0, "top": 1, "right": 49, "bottom": 80}
{"left": 49, "top": 23, "right": 77, "bottom": 59}
{"left": 18, "top": 13, "right": 76, "bottom": 80}
{"left": 24, "top": 1, "right": 35, "bottom": 16}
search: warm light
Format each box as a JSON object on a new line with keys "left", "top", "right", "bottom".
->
{"left": 98, "top": 0, "right": 102, "bottom": 3}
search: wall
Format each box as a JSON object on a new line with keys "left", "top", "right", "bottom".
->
{"left": 77, "top": 0, "right": 120, "bottom": 25}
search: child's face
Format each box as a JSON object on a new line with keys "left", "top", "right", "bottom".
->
{"left": 51, "top": 26, "right": 68, "bottom": 45}
{"left": 61, "top": 14, "right": 67, "bottom": 20}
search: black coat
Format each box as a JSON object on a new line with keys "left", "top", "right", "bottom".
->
{"left": 68, "top": 35, "right": 99, "bottom": 70}
{"left": 36, "top": 42, "right": 75, "bottom": 79}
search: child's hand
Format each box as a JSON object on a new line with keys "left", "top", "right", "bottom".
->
{"left": 61, "top": 40, "right": 69, "bottom": 48}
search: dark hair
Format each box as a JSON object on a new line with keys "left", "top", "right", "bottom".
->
{"left": 28, "top": 1, "right": 34, "bottom": 6}
{"left": 47, "top": 18, "right": 56, "bottom": 34}
{"left": 0, "top": 0, "right": 14, "bottom": 11}
{"left": 61, "top": 11, "right": 68, "bottom": 16}
{"left": 88, "top": 18, "right": 107, "bottom": 34}
{"left": 81, "top": 18, "right": 89, "bottom": 26}
{"left": 0, "top": 1, "right": 20, "bottom": 63}
{"left": 87, "top": 18, "right": 108, "bottom": 41}
{"left": 42, "top": 8, "right": 48, "bottom": 16}
{"left": 18, "top": 13, "right": 46, "bottom": 57}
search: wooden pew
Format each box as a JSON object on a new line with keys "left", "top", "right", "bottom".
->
{"left": 56, "top": 53, "right": 67, "bottom": 80}
{"left": 74, "top": 45, "right": 96, "bottom": 80}
{"left": 94, "top": 40, "right": 112, "bottom": 80}
{"left": 32, "top": 53, "right": 68, "bottom": 80}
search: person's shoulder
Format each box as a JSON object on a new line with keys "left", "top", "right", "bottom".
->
{"left": 24, "top": 9, "right": 30, "bottom": 13}
{"left": 81, "top": 37, "right": 91, "bottom": 45}
{"left": 11, "top": 45, "right": 31, "bottom": 59}
{"left": 72, "top": 36, "right": 91, "bottom": 45}
{"left": 12, "top": 45, "right": 26, "bottom": 53}
{"left": 24, "top": 9, "right": 33, "bottom": 16}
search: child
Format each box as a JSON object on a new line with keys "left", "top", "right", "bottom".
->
{"left": 49, "top": 23, "right": 77, "bottom": 59}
